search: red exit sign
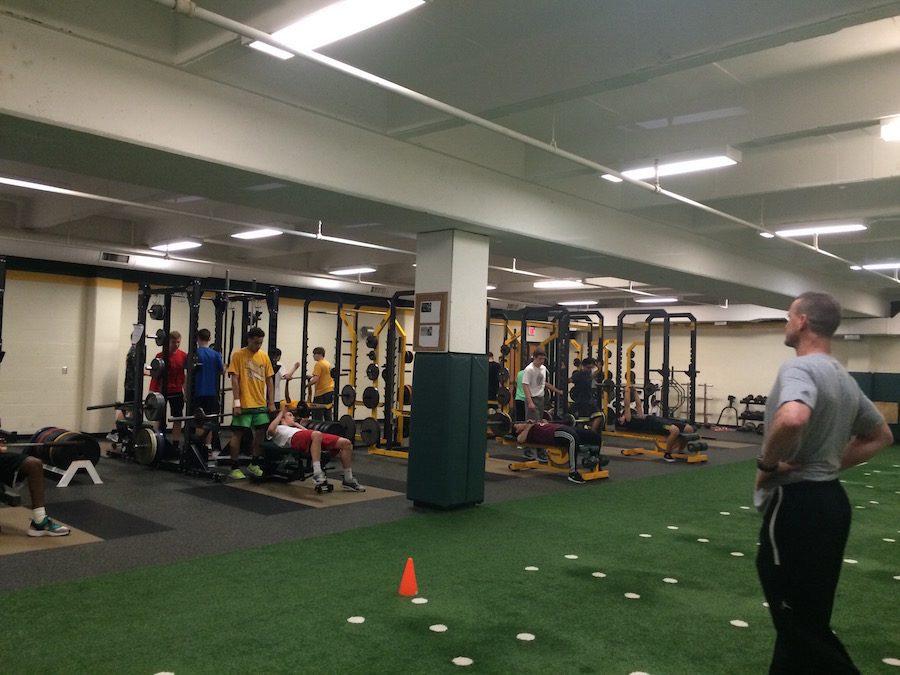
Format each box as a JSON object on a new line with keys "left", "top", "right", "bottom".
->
{"left": 528, "top": 326, "right": 536, "bottom": 336}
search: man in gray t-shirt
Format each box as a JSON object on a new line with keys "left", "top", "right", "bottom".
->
{"left": 755, "top": 292, "right": 892, "bottom": 674}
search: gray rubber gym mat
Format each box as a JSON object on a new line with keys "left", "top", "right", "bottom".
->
{"left": 352, "top": 474, "right": 408, "bottom": 493}
{"left": 181, "top": 485, "right": 312, "bottom": 514}
{"left": 47, "top": 500, "right": 172, "bottom": 540}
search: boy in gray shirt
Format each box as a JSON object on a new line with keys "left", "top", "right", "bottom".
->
{"left": 755, "top": 292, "right": 893, "bottom": 674}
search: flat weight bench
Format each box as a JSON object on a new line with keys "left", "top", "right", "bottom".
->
{"left": 498, "top": 437, "right": 610, "bottom": 481}
{"left": 612, "top": 429, "right": 709, "bottom": 464}
{"left": 256, "top": 441, "right": 336, "bottom": 486}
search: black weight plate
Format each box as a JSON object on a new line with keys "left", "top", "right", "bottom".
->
{"left": 404, "top": 350, "right": 414, "bottom": 364}
{"left": 330, "top": 367, "right": 337, "bottom": 379}
{"left": 148, "top": 304, "right": 165, "bottom": 321}
{"left": 358, "top": 417, "right": 380, "bottom": 446}
{"left": 362, "top": 386, "right": 380, "bottom": 409}
{"left": 487, "top": 411, "right": 512, "bottom": 438}
{"left": 340, "top": 384, "right": 356, "bottom": 407}
{"left": 499, "top": 344, "right": 510, "bottom": 356}
{"left": 338, "top": 414, "right": 356, "bottom": 441}
{"left": 561, "top": 413, "right": 576, "bottom": 427}
{"left": 154, "top": 328, "right": 166, "bottom": 346}
{"left": 381, "top": 366, "right": 389, "bottom": 382}
{"left": 497, "top": 367, "right": 509, "bottom": 383}
{"left": 366, "top": 363, "right": 379, "bottom": 382}
{"left": 143, "top": 392, "right": 166, "bottom": 422}
{"left": 365, "top": 335, "right": 378, "bottom": 349}
{"left": 496, "top": 387, "right": 511, "bottom": 406}
{"left": 402, "top": 385, "right": 412, "bottom": 406}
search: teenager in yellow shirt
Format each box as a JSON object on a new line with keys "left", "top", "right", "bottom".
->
{"left": 226, "top": 327, "right": 275, "bottom": 480}
{"left": 308, "top": 346, "right": 335, "bottom": 422}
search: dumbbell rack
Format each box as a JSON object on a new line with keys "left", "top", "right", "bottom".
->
{"left": 738, "top": 394, "right": 767, "bottom": 434}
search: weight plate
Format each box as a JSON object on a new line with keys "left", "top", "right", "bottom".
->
{"left": 487, "top": 411, "right": 512, "bottom": 438}
{"left": 362, "top": 386, "right": 380, "bottom": 409}
{"left": 365, "top": 335, "right": 378, "bottom": 349}
{"left": 330, "top": 367, "right": 337, "bottom": 379}
{"left": 404, "top": 350, "right": 414, "bottom": 364}
{"left": 154, "top": 328, "right": 166, "bottom": 346}
{"left": 149, "top": 358, "right": 165, "bottom": 381}
{"left": 499, "top": 344, "right": 511, "bottom": 356}
{"left": 366, "top": 363, "right": 379, "bottom": 382}
{"left": 496, "top": 387, "right": 511, "bottom": 406}
{"left": 381, "top": 366, "right": 389, "bottom": 382}
{"left": 340, "top": 384, "right": 357, "bottom": 407}
{"left": 143, "top": 392, "right": 166, "bottom": 422}
{"left": 366, "top": 350, "right": 377, "bottom": 362}
{"left": 148, "top": 304, "right": 165, "bottom": 321}
{"left": 497, "top": 367, "right": 510, "bottom": 383}
{"left": 358, "top": 417, "right": 380, "bottom": 446}
{"left": 133, "top": 426, "right": 161, "bottom": 466}
{"left": 338, "top": 414, "right": 356, "bottom": 441}
{"left": 402, "top": 384, "right": 412, "bottom": 406}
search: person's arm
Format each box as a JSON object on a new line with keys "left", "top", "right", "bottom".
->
{"left": 523, "top": 383, "right": 534, "bottom": 409}
{"left": 517, "top": 423, "right": 532, "bottom": 444}
{"left": 230, "top": 373, "right": 241, "bottom": 414}
{"left": 755, "top": 402, "right": 808, "bottom": 487}
{"left": 841, "top": 422, "right": 893, "bottom": 469}
{"left": 267, "top": 407, "right": 285, "bottom": 438}
{"left": 284, "top": 377, "right": 293, "bottom": 406}
{"left": 266, "top": 375, "right": 275, "bottom": 411}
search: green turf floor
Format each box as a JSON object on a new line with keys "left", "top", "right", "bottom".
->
{"left": 2, "top": 449, "right": 898, "bottom": 674}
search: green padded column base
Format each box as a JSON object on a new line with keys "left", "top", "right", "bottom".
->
{"left": 406, "top": 352, "right": 486, "bottom": 508}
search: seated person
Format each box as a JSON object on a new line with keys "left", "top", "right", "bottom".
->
{"left": 615, "top": 385, "right": 696, "bottom": 460}
{"left": 512, "top": 420, "right": 607, "bottom": 484}
{"left": 265, "top": 407, "right": 365, "bottom": 492}
{"left": 0, "top": 437, "right": 70, "bottom": 537}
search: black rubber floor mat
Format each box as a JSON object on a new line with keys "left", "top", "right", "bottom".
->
{"left": 351, "top": 474, "right": 407, "bottom": 494}
{"left": 182, "top": 485, "right": 312, "bottom": 514}
{"left": 48, "top": 500, "right": 172, "bottom": 540}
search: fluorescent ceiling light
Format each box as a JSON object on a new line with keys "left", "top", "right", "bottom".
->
{"left": 486, "top": 285, "right": 497, "bottom": 291}
{"left": 759, "top": 232, "right": 776, "bottom": 238}
{"left": 881, "top": 117, "right": 900, "bottom": 142}
{"left": 150, "top": 240, "right": 202, "bottom": 252}
{"left": 861, "top": 262, "right": 900, "bottom": 270}
{"left": 314, "top": 278, "right": 342, "bottom": 289}
{"left": 330, "top": 266, "right": 376, "bottom": 275}
{"left": 533, "top": 279, "right": 585, "bottom": 289}
{"left": 231, "top": 228, "right": 283, "bottom": 240}
{"left": 249, "top": 0, "right": 425, "bottom": 58}
{"left": 602, "top": 152, "right": 739, "bottom": 183}
{"left": 558, "top": 300, "right": 598, "bottom": 306}
{"left": 774, "top": 223, "right": 867, "bottom": 237}
{"left": 635, "top": 297, "right": 678, "bottom": 304}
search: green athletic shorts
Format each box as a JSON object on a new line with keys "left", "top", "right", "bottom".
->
{"left": 231, "top": 407, "right": 270, "bottom": 429}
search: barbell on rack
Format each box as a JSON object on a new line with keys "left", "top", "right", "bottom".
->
{"left": 86, "top": 392, "right": 167, "bottom": 422}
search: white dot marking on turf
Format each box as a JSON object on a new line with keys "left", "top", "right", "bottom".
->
{"left": 452, "top": 657, "right": 473, "bottom": 667}
{"left": 882, "top": 657, "right": 900, "bottom": 667}
{"left": 663, "top": 577, "right": 678, "bottom": 584}
{"left": 843, "top": 559, "right": 858, "bottom": 564}
{"left": 629, "top": 672, "right": 651, "bottom": 675}
{"left": 430, "top": 624, "right": 448, "bottom": 633}
{"left": 154, "top": 672, "right": 175, "bottom": 675}
{"left": 639, "top": 533, "right": 653, "bottom": 538}
{"left": 524, "top": 566, "right": 539, "bottom": 571}
{"left": 624, "top": 592, "right": 641, "bottom": 599}
{"left": 516, "top": 633, "right": 536, "bottom": 642}
{"left": 855, "top": 506, "right": 866, "bottom": 510}
{"left": 762, "top": 602, "right": 769, "bottom": 608}
{"left": 347, "top": 616, "right": 365, "bottom": 624}
{"left": 865, "top": 485, "right": 874, "bottom": 489}
{"left": 730, "top": 619, "right": 749, "bottom": 628}
{"left": 894, "top": 575, "right": 900, "bottom": 581}
{"left": 719, "top": 511, "right": 731, "bottom": 516}
{"left": 864, "top": 472, "right": 871, "bottom": 476}
{"left": 697, "top": 538, "right": 710, "bottom": 543}
{"left": 883, "top": 538, "right": 896, "bottom": 543}
{"left": 870, "top": 501, "right": 879, "bottom": 505}
{"left": 731, "top": 552, "right": 745, "bottom": 557}
{"left": 872, "top": 470, "right": 881, "bottom": 473}
{"left": 667, "top": 525, "right": 679, "bottom": 530}
{"left": 592, "top": 572, "right": 607, "bottom": 578}
{"left": 740, "top": 506, "right": 751, "bottom": 510}
{"left": 411, "top": 597, "right": 428, "bottom": 604}
{"left": 564, "top": 554, "right": 579, "bottom": 559}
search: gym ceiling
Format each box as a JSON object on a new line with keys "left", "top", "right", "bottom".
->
{"left": 0, "top": 0, "right": 897, "bottom": 314}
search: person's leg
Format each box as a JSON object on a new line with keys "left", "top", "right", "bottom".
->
{"left": 309, "top": 430, "right": 324, "bottom": 478}
{"left": 18, "top": 456, "right": 70, "bottom": 536}
{"left": 333, "top": 438, "right": 365, "bottom": 491}
{"left": 757, "top": 482, "right": 859, "bottom": 674}
{"left": 553, "top": 427, "right": 579, "bottom": 475}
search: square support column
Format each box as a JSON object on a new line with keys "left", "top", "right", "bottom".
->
{"left": 407, "top": 230, "right": 489, "bottom": 509}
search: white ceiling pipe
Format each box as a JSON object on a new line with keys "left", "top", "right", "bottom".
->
{"left": 148, "top": 0, "right": 898, "bottom": 286}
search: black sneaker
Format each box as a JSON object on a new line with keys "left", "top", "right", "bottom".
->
{"left": 567, "top": 471, "right": 586, "bottom": 484}
{"left": 28, "top": 517, "right": 71, "bottom": 537}
{"left": 537, "top": 449, "right": 549, "bottom": 464}
{"left": 523, "top": 448, "right": 537, "bottom": 461}
{"left": 341, "top": 478, "right": 366, "bottom": 493}
{"left": 663, "top": 453, "right": 676, "bottom": 463}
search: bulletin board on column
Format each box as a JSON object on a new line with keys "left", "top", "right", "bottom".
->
{"left": 413, "top": 292, "right": 448, "bottom": 352}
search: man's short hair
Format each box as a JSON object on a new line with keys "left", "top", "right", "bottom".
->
{"left": 533, "top": 349, "right": 546, "bottom": 359}
{"left": 271, "top": 347, "right": 282, "bottom": 359}
{"left": 312, "top": 346, "right": 325, "bottom": 357}
{"left": 197, "top": 328, "right": 211, "bottom": 342}
{"left": 247, "top": 327, "right": 265, "bottom": 340}
{"left": 795, "top": 292, "right": 842, "bottom": 338}
{"left": 169, "top": 330, "right": 182, "bottom": 341}
{"left": 582, "top": 357, "right": 596, "bottom": 367}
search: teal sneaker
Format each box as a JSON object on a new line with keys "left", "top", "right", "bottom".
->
{"left": 228, "top": 468, "right": 246, "bottom": 480}
{"left": 28, "top": 517, "right": 71, "bottom": 537}
{"left": 245, "top": 463, "right": 264, "bottom": 478}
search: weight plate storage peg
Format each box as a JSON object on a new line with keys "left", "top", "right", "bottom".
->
{"left": 366, "top": 363, "right": 380, "bottom": 382}
{"left": 340, "top": 385, "right": 357, "bottom": 407}
{"left": 362, "top": 386, "right": 380, "bottom": 409}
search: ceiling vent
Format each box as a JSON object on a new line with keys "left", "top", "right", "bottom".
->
{"left": 100, "top": 251, "right": 130, "bottom": 264}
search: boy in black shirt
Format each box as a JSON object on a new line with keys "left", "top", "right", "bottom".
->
{"left": 570, "top": 358, "right": 597, "bottom": 419}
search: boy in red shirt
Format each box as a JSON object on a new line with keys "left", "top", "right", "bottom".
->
{"left": 149, "top": 331, "right": 187, "bottom": 446}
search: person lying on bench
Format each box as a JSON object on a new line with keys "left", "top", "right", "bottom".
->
{"left": 0, "top": 437, "right": 70, "bottom": 537}
{"left": 512, "top": 420, "right": 608, "bottom": 484}
{"left": 615, "top": 385, "right": 697, "bottom": 461}
{"left": 265, "top": 407, "right": 365, "bottom": 492}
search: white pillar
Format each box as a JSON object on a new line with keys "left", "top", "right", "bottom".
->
{"left": 415, "top": 230, "right": 489, "bottom": 354}
{"left": 80, "top": 278, "right": 124, "bottom": 432}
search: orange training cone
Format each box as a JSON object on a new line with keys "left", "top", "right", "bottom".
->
{"left": 398, "top": 557, "right": 419, "bottom": 596}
